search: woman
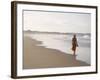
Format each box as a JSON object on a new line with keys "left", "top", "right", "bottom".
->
{"left": 72, "top": 34, "right": 78, "bottom": 55}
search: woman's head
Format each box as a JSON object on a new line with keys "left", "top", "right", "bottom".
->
{"left": 73, "top": 34, "right": 76, "bottom": 38}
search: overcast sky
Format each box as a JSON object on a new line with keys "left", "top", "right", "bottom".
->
{"left": 23, "top": 10, "right": 91, "bottom": 33}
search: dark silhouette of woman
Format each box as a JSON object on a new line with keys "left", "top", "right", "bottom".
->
{"left": 72, "top": 34, "right": 78, "bottom": 55}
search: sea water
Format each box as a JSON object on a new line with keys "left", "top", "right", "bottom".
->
{"left": 25, "top": 33, "right": 91, "bottom": 65}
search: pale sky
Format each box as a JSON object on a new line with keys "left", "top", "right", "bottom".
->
{"left": 23, "top": 10, "right": 91, "bottom": 33}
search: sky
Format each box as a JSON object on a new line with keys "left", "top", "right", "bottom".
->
{"left": 23, "top": 10, "right": 91, "bottom": 33}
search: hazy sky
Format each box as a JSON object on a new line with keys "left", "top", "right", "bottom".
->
{"left": 23, "top": 10, "right": 91, "bottom": 33}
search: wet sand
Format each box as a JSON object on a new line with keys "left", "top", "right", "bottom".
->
{"left": 23, "top": 36, "right": 90, "bottom": 69}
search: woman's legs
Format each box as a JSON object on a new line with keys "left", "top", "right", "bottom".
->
{"left": 72, "top": 45, "right": 76, "bottom": 55}
{"left": 73, "top": 49, "right": 76, "bottom": 55}
{"left": 74, "top": 50, "right": 75, "bottom": 55}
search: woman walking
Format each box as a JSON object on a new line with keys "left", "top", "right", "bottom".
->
{"left": 72, "top": 34, "right": 78, "bottom": 55}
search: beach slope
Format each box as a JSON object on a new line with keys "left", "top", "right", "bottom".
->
{"left": 23, "top": 36, "right": 89, "bottom": 69}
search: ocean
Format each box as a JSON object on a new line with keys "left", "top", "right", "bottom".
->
{"left": 24, "top": 32, "right": 91, "bottom": 65}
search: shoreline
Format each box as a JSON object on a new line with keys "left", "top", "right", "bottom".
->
{"left": 23, "top": 36, "right": 90, "bottom": 69}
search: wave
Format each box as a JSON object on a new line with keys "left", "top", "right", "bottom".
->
{"left": 82, "top": 35, "right": 90, "bottom": 39}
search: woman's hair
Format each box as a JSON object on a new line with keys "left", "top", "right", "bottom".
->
{"left": 73, "top": 34, "right": 76, "bottom": 38}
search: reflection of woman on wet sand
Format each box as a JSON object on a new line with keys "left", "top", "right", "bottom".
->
{"left": 72, "top": 34, "right": 78, "bottom": 55}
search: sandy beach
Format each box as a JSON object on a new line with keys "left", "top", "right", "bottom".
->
{"left": 23, "top": 36, "right": 90, "bottom": 69}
